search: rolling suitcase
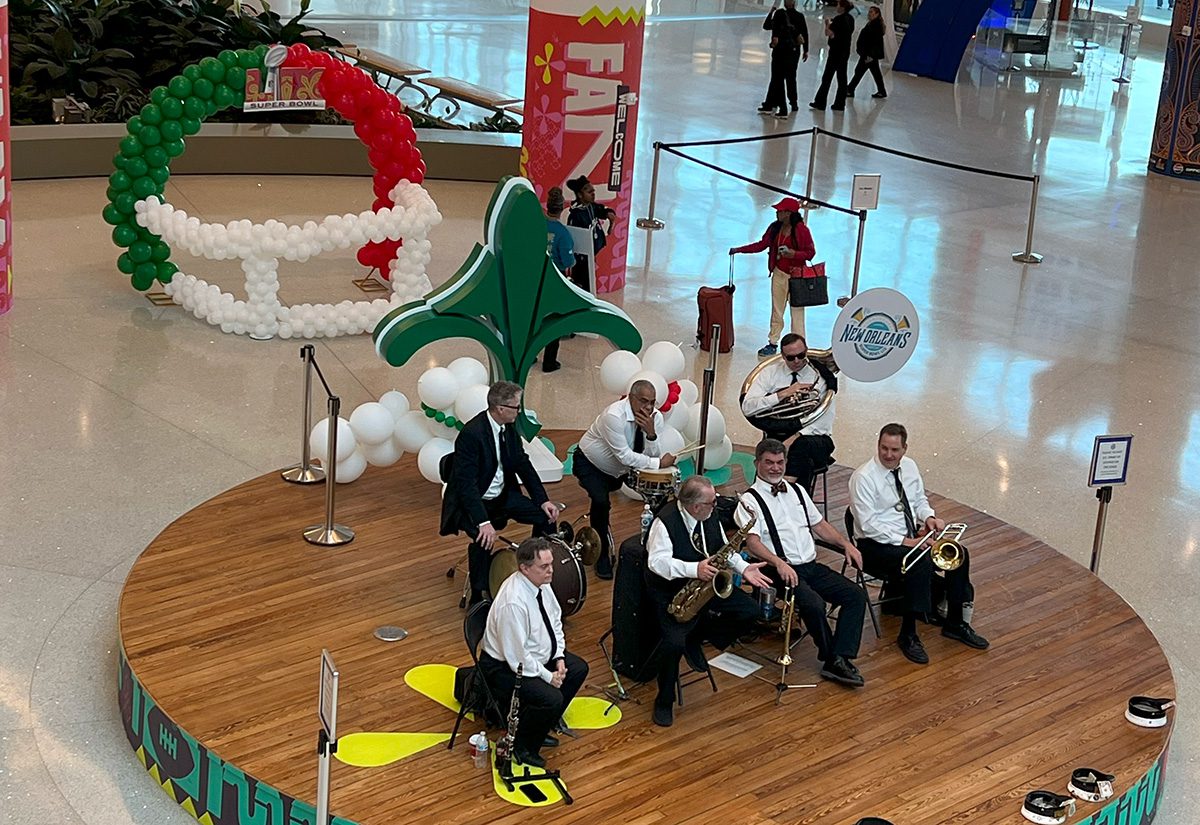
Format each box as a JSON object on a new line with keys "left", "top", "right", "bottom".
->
{"left": 697, "top": 258, "right": 735, "bottom": 353}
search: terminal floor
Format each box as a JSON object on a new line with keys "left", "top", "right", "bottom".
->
{"left": 1, "top": 3, "right": 1197, "bottom": 824}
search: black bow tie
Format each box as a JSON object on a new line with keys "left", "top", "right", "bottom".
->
{"left": 771, "top": 481, "right": 788, "bottom": 496}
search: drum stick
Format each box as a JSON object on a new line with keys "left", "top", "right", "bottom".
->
{"left": 674, "top": 441, "right": 703, "bottom": 457}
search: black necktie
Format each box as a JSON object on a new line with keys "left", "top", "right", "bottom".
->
{"left": 536, "top": 589, "right": 558, "bottom": 660}
{"left": 633, "top": 425, "right": 645, "bottom": 454}
{"left": 691, "top": 522, "right": 703, "bottom": 553}
{"left": 892, "top": 468, "right": 918, "bottom": 539}
{"left": 790, "top": 370, "right": 799, "bottom": 384}
{"left": 497, "top": 425, "right": 506, "bottom": 469}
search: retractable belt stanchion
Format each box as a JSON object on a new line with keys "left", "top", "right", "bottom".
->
{"left": 636, "top": 142, "right": 666, "bottom": 230}
{"left": 804, "top": 128, "right": 820, "bottom": 221}
{"left": 1012, "top": 174, "right": 1044, "bottom": 264}
{"left": 840, "top": 209, "right": 868, "bottom": 307}
{"left": 304, "top": 395, "right": 355, "bottom": 547}
{"left": 1089, "top": 484, "right": 1112, "bottom": 574}
{"left": 281, "top": 344, "right": 326, "bottom": 484}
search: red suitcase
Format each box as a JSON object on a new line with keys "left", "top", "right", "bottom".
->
{"left": 697, "top": 258, "right": 735, "bottom": 353}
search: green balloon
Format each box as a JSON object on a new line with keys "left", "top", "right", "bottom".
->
{"left": 151, "top": 86, "right": 169, "bottom": 105}
{"left": 168, "top": 75, "right": 193, "bottom": 98}
{"left": 149, "top": 166, "right": 170, "bottom": 186}
{"left": 138, "top": 126, "right": 162, "bottom": 146}
{"left": 238, "top": 50, "right": 259, "bottom": 69}
{"left": 180, "top": 117, "right": 202, "bottom": 136}
{"left": 445, "top": 416, "right": 458, "bottom": 428}
{"left": 200, "top": 57, "right": 225, "bottom": 83}
{"left": 132, "top": 269, "right": 156, "bottom": 291}
{"left": 144, "top": 146, "right": 170, "bottom": 167}
{"left": 132, "top": 177, "right": 158, "bottom": 198}
{"left": 102, "top": 204, "right": 126, "bottom": 226}
{"left": 254, "top": 44, "right": 269, "bottom": 58}
{"left": 126, "top": 115, "right": 143, "bottom": 136}
{"left": 113, "top": 192, "right": 137, "bottom": 214}
{"left": 150, "top": 241, "right": 171, "bottom": 262}
{"left": 424, "top": 406, "right": 436, "bottom": 418}
{"left": 164, "top": 139, "right": 185, "bottom": 158}
{"left": 160, "top": 97, "right": 183, "bottom": 119}
{"left": 106, "top": 186, "right": 119, "bottom": 201}
{"left": 192, "top": 78, "right": 214, "bottom": 99}
{"left": 183, "top": 97, "right": 206, "bottom": 119}
{"left": 129, "top": 241, "right": 153, "bottom": 263}
{"left": 434, "top": 411, "right": 446, "bottom": 423}
{"left": 134, "top": 262, "right": 158, "bottom": 285}
{"left": 112, "top": 225, "right": 138, "bottom": 246}
{"left": 204, "top": 99, "right": 218, "bottom": 117}
{"left": 117, "top": 253, "right": 136, "bottom": 275}
{"left": 156, "top": 262, "right": 179, "bottom": 282}
{"left": 218, "top": 50, "right": 239, "bottom": 68}
{"left": 112, "top": 154, "right": 127, "bottom": 170}
{"left": 183, "top": 64, "right": 202, "bottom": 82}
{"left": 224, "top": 66, "right": 246, "bottom": 91}
{"left": 159, "top": 120, "right": 183, "bottom": 142}
{"left": 213, "top": 85, "right": 237, "bottom": 109}
{"left": 109, "top": 170, "right": 132, "bottom": 191}
{"left": 119, "top": 136, "right": 143, "bottom": 157}
{"left": 140, "top": 104, "right": 163, "bottom": 125}
{"left": 124, "top": 157, "right": 148, "bottom": 178}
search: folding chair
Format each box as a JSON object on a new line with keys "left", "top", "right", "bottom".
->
{"left": 448, "top": 599, "right": 505, "bottom": 749}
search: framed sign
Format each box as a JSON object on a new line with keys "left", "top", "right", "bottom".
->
{"left": 851, "top": 174, "right": 881, "bottom": 210}
{"left": 1088, "top": 435, "right": 1132, "bottom": 487}
{"left": 318, "top": 649, "right": 339, "bottom": 739}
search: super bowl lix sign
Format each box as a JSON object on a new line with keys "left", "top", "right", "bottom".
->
{"left": 831, "top": 287, "right": 920, "bottom": 382}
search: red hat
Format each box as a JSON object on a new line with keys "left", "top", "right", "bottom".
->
{"left": 772, "top": 197, "right": 802, "bottom": 212}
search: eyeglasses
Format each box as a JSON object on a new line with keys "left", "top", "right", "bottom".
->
{"left": 497, "top": 403, "right": 521, "bottom": 411}
{"left": 782, "top": 352, "right": 808, "bottom": 362}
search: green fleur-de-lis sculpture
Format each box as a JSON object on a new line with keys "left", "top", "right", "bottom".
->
{"left": 373, "top": 176, "right": 642, "bottom": 440}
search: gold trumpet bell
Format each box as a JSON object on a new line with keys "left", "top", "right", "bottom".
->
{"left": 930, "top": 539, "right": 964, "bottom": 571}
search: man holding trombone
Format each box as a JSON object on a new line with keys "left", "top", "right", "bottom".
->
{"left": 849, "top": 423, "right": 988, "bottom": 665}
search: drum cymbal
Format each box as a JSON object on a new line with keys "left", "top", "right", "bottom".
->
{"left": 575, "top": 526, "right": 602, "bottom": 566}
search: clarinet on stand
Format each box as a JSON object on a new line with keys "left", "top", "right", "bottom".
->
{"left": 495, "top": 665, "right": 575, "bottom": 804}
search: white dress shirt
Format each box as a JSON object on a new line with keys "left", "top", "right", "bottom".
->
{"left": 735, "top": 478, "right": 821, "bottom": 565}
{"left": 647, "top": 502, "right": 750, "bottom": 581}
{"left": 849, "top": 455, "right": 935, "bottom": 545}
{"left": 482, "top": 570, "right": 566, "bottom": 685}
{"left": 740, "top": 359, "right": 835, "bottom": 436}
{"left": 483, "top": 412, "right": 505, "bottom": 501}
{"left": 578, "top": 398, "right": 664, "bottom": 478}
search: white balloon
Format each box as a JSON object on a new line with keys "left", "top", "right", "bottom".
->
{"left": 664, "top": 402, "right": 690, "bottom": 430}
{"left": 394, "top": 410, "right": 433, "bottom": 452}
{"left": 657, "top": 425, "right": 686, "bottom": 457}
{"left": 447, "top": 356, "right": 489, "bottom": 389}
{"left": 309, "top": 416, "right": 357, "bottom": 465}
{"left": 642, "top": 341, "right": 686, "bottom": 383}
{"left": 628, "top": 370, "right": 669, "bottom": 409}
{"left": 454, "top": 383, "right": 491, "bottom": 424}
{"left": 703, "top": 436, "right": 734, "bottom": 471}
{"left": 348, "top": 402, "right": 395, "bottom": 445}
{"left": 684, "top": 404, "right": 727, "bottom": 447}
{"left": 362, "top": 437, "right": 403, "bottom": 467}
{"left": 600, "top": 350, "right": 643, "bottom": 396}
{"left": 378, "top": 390, "right": 410, "bottom": 418}
{"left": 417, "top": 367, "right": 460, "bottom": 410}
{"left": 335, "top": 449, "right": 368, "bottom": 483}
{"left": 417, "top": 438, "right": 455, "bottom": 484}
{"left": 676, "top": 379, "right": 699, "bottom": 408}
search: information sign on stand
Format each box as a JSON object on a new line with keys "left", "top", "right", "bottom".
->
{"left": 1087, "top": 434, "right": 1132, "bottom": 575}
{"left": 316, "top": 649, "right": 339, "bottom": 825}
{"left": 851, "top": 174, "right": 882, "bottom": 210}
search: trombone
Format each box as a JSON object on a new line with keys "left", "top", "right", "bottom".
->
{"left": 900, "top": 523, "right": 967, "bottom": 575}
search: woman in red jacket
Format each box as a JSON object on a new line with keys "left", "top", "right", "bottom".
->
{"left": 729, "top": 197, "right": 816, "bottom": 357}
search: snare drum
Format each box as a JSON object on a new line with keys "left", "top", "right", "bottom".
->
{"left": 632, "top": 466, "right": 680, "bottom": 502}
{"left": 488, "top": 538, "right": 587, "bottom": 616}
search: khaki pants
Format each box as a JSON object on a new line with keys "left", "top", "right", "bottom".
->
{"left": 769, "top": 267, "right": 806, "bottom": 344}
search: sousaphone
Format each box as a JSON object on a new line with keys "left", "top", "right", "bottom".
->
{"left": 739, "top": 347, "right": 839, "bottom": 439}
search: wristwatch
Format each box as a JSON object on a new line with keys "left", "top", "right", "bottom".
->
{"left": 645, "top": 434, "right": 658, "bottom": 441}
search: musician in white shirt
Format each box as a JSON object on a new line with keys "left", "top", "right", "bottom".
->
{"left": 575, "top": 379, "right": 677, "bottom": 578}
{"left": 741, "top": 333, "right": 837, "bottom": 492}
{"left": 480, "top": 538, "right": 589, "bottom": 769}
{"left": 645, "top": 476, "right": 770, "bottom": 727}
{"left": 736, "top": 439, "right": 867, "bottom": 687}
{"left": 849, "top": 423, "right": 988, "bottom": 666}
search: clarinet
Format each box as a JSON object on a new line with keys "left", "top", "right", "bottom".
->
{"left": 495, "top": 664, "right": 521, "bottom": 775}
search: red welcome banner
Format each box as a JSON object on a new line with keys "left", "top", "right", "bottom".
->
{"left": 520, "top": 0, "right": 646, "bottom": 294}
{"left": 0, "top": 0, "right": 10, "bottom": 316}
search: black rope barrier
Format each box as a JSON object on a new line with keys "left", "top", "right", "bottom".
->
{"left": 654, "top": 128, "right": 815, "bottom": 150}
{"left": 811, "top": 128, "right": 1037, "bottom": 182}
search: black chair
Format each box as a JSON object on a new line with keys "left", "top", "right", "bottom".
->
{"left": 810, "top": 458, "right": 832, "bottom": 520}
{"left": 843, "top": 508, "right": 906, "bottom": 639}
{"left": 448, "top": 599, "right": 505, "bottom": 750}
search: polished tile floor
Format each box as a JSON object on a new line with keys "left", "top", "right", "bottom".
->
{"left": 2, "top": 3, "right": 1196, "bottom": 823}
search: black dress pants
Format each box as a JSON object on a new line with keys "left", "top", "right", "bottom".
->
{"left": 466, "top": 490, "right": 554, "bottom": 599}
{"left": 812, "top": 52, "right": 850, "bottom": 108}
{"left": 652, "top": 588, "right": 759, "bottom": 705}
{"left": 479, "top": 651, "right": 589, "bottom": 753}
{"left": 572, "top": 449, "right": 625, "bottom": 557}
{"left": 764, "top": 47, "right": 801, "bottom": 110}
{"left": 765, "top": 560, "right": 865, "bottom": 660}
{"left": 847, "top": 56, "right": 886, "bottom": 96}
{"left": 786, "top": 434, "right": 834, "bottom": 492}
{"left": 856, "top": 538, "right": 974, "bottom": 617}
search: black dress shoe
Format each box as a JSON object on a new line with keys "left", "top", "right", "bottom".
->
{"left": 830, "top": 104, "right": 845, "bottom": 111}
{"left": 652, "top": 701, "right": 674, "bottom": 727}
{"left": 809, "top": 102, "right": 824, "bottom": 110}
{"left": 684, "top": 641, "right": 709, "bottom": 673}
{"left": 542, "top": 734, "right": 559, "bottom": 748}
{"left": 513, "top": 749, "right": 546, "bottom": 769}
{"left": 542, "top": 360, "right": 561, "bottom": 373}
{"left": 943, "top": 622, "right": 990, "bottom": 649}
{"left": 898, "top": 633, "right": 929, "bottom": 664}
{"left": 820, "top": 655, "right": 865, "bottom": 687}
{"left": 872, "top": 92, "right": 888, "bottom": 99}
{"left": 594, "top": 552, "right": 614, "bottom": 580}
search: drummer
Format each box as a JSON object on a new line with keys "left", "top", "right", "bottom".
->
{"left": 575, "top": 379, "right": 677, "bottom": 579}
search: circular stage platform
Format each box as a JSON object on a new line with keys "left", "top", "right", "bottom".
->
{"left": 117, "top": 430, "right": 1173, "bottom": 825}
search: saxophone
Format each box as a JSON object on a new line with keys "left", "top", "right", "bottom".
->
{"left": 495, "top": 664, "right": 521, "bottom": 776}
{"left": 668, "top": 504, "right": 757, "bottom": 623}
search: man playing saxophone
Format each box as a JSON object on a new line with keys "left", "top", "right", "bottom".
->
{"left": 646, "top": 476, "right": 770, "bottom": 727}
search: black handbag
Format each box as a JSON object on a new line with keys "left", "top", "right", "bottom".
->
{"left": 788, "top": 262, "right": 829, "bottom": 307}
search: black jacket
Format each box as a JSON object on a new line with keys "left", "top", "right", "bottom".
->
{"left": 438, "top": 411, "right": 549, "bottom": 536}
{"left": 764, "top": 7, "right": 809, "bottom": 54}
{"left": 827, "top": 10, "right": 855, "bottom": 56}
{"left": 856, "top": 17, "right": 885, "bottom": 60}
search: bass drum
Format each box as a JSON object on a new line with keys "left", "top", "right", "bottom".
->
{"left": 488, "top": 538, "right": 587, "bottom": 617}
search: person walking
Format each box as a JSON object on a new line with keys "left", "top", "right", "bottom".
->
{"left": 846, "top": 5, "right": 887, "bottom": 100}
{"left": 729, "top": 197, "right": 816, "bottom": 357}
{"left": 757, "top": 0, "right": 810, "bottom": 119}
{"left": 810, "top": 0, "right": 855, "bottom": 112}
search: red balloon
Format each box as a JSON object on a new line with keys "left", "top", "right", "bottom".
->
{"left": 372, "top": 196, "right": 393, "bottom": 210}
{"left": 287, "top": 43, "right": 311, "bottom": 61}
{"left": 354, "top": 120, "right": 374, "bottom": 142}
{"left": 660, "top": 402, "right": 672, "bottom": 413}
{"left": 356, "top": 247, "right": 374, "bottom": 266}
{"left": 373, "top": 175, "right": 400, "bottom": 199}
{"left": 411, "top": 159, "right": 426, "bottom": 183}
{"left": 367, "top": 146, "right": 391, "bottom": 170}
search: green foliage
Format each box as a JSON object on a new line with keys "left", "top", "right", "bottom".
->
{"left": 10, "top": 0, "right": 341, "bottom": 124}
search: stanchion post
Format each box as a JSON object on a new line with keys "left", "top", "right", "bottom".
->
{"left": 803, "top": 129, "right": 820, "bottom": 220}
{"left": 636, "top": 142, "right": 666, "bottom": 230}
{"left": 1089, "top": 485, "right": 1112, "bottom": 574}
{"left": 695, "top": 325, "right": 720, "bottom": 474}
{"left": 1012, "top": 174, "right": 1043, "bottom": 264}
{"left": 304, "top": 396, "right": 355, "bottom": 546}
{"left": 282, "top": 345, "right": 326, "bottom": 484}
{"left": 848, "top": 210, "right": 867, "bottom": 303}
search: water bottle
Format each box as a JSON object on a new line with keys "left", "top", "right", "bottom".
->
{"left": 640, "top": 503, "right": 653, "bottom": 544}
{"left": 472, "top": 733, "right": 489, "bottom": 768}
{"left": 759, "top": 585, "right": 777, "bottom": 620}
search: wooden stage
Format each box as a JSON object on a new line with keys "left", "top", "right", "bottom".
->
{"left": 117, "top": 431, "right": 1174, "bottom": 825}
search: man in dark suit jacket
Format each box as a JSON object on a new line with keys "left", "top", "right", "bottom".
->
{"left": 439, "top": 380, "right": 559, "bottom": 604}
